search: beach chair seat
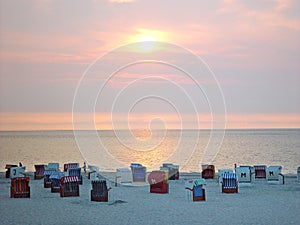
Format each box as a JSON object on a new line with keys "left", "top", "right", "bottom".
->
{"left": 63, "top": 163, "right": 79, "bottom": 172}
{"left": 185, "top": 179, "right": 206, "bottom": 201}
{"left": 67, "top": 167, "right": 82, "bottom": 185}
{"left": 222, "top": 173, "right": 238, "bottom": 193}
{"left": 254, "top": 165, "right": 267, "bottom": 179}
{"left": 148, "top": 170, "right": 169, "bottom": 194}
{"left": 50, "top": 172, "right": 64, "bottom": 193}
{"left": 10, "top": 177, "right": 30, "bottom": 198}
{"left": 236, "top": 166, "right": 254, "bottom": 184}
{"left": 267, "top": 166, "right": 284, "bottom": 184}
{"left": 201, "top": 164, "right": 215, "bottom": 179}
{"left": 5, "top": 164, "right": 18, "bottom": 178}
{"left": 91, "top": 179, "right": 111, "bottom": 202}
{"left": 10, "top": 166, "right": 26, "bottom": 178}
{"left": 116, "top": 168, "right": 132, "bottom": 184}
{"left": 60, "top": 176, "right": 80, "bottom": 197}
{"left": 44, "top": 169, "right": 56, "bottom": 188}
{"left": 130, "top": 163, "right": 146, "bottom": 182}
{"left": 34, "top": 164, "right": 45, "bottom": 179}
{"left": 161, "top": 163, "right": 179, "bottom": 180}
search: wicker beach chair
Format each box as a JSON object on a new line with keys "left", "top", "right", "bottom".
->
{"left": 5, "top": 164, "right": 18, "bottom": 178}
{"left": 60, "top": 176, "right": 80, "bottom": 197}
{"left": 160, "top": 163, "right": 179, "bottom": 180}
{"left": 130, "top": 163, "right": 146, "bottom": 182}
{"left": 91, "top": 179, "right": 111, "bottom": 202}
{"left": 201, "top": 164, "right": 215, "bottom": 179}
{"left": 10, "top": 166, "right": 26, "bottom": 178}
{"left": 67, "top": 167, "right": 82, "bottom": 185}
{"left": 148, "top": 170, "right": 169, "bottom": 194}
{"left": 254, "top": 165, "right": 267, "bottom": 179}
{"left": 34, "top": 164, "right": 45, "bottom": 179}
{"left": 221, "top": 173, "right": 238, "bottom": 193}
{"left": 63, "top": 163, "right": 79, "bottom": 172}
{"left": 10, "top": 177, "right": 30, "bottom": 198}
{"left": 267, "top": 166, "right": 284, "bottom": 184}
{"left": 50, "top": 171, "right": 64, "bottom": 193}
{"left": 185, "top": 179, "right": 206, "bottom": 201}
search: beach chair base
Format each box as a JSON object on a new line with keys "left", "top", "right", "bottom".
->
{"left": 222, "top": 187, "right": 238, "bottom": 193}
{"left": 10, "top": 187, "right": 30, "bottom": 198}
{"left": 44, "top": 181, "right": 51, "bottom": 188}
{"left": 150, "top": 182, "right": 169, "bottom": 194}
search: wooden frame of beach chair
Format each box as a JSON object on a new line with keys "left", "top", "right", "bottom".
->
{"left": 222, "top": 173, "right": 238, "bottom": 194}
{"left": 201, "top": 164, "right": 215, "bottom": 179}
{"left": 44, "top": 169, "right": 56, "bottom": 188}
{"left": 254, "top": 165, "right": 267, "bottom": 179}
{"left": 60, "top": 176, "right": 80, "bottom": 197}
{"left": 67, "top": 167, "right": 83, "bottom": 185}
{"left": 148, "top": 170, "right": 169, "bottom": 194}
{"left": 130, "top": 163, "right": 146, "bottom": 182}
{"left": 34, "top": 164, "right": 45, "bottom": 179}
{"left": 5, "top": 164, "right": 18, "bottom": 178}
{"left": 185, "top": 179, "right": 206, "bottom": 201}
{"left": 10, "top": 177, "right": 30, "bottom": 198}
{"left": 161, "top": 163, "right": 179, "bottom": 180}
{"left": 91, "top": 180, "right": 111, "bottom": 202}
{"left": 63, "top": 163, "right": 79, "bottom": 172}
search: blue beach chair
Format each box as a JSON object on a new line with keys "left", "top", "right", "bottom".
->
{"left": 221, "top": 173, "right": 238, "bottom": 193}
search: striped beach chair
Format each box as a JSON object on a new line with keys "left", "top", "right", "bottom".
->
{"left": 201, "top": 164, "right": 215, "bottom": 179}
{"left": 254, "top": 165, "right": 267, "bottom": 179}
{"left": 267, "top": 166, "right": 284, "bottom": 184}
{"left": 44, "top": 169, "right": 56, "bottom": 188}
{"left": 221, "top": 173, "right": 238, "bottom": 193}
{"left": 10, "top": 177, "right": 30, "bottom": 198}
{"left": 5, "top": 164, "right": 18, "bottom": 178}
{"left": 63, "top": 163, "right": 79, "bottom": 172}
{"left": 34, "top": 164, "right": 45, "bottom": 179}
{"left": 50, "top": 171, "right": 64, "bottom": 193}
{"left": 67, "top": 167, "right": 82, "bottom": 185}
{"left": 60, "top": 176, "right": 80, "bottom": 197}
{"left": 218, "top": 169, "right": 233, "bottom": 185}
{"left": 185, "top": 179, "right": 206, "bottom": 201}
{"left": 148, "top": 170, "right": 169, "bottom": 194}
{"left": 130, "top": 163, "right": 146, "bottom": 182}
{"left": 91, "top": 179, "right": 111, "bottom": 202}
{"left": 160, "top": 163, "right": 179, "bottom": 180}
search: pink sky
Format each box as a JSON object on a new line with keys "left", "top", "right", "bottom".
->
{"left": 0, "top": 0, "right": 299, "bottom": 130}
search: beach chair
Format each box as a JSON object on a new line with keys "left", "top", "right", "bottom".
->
{"left": 148, "top": 170, "right": 169, "bottom": 194}
{"left": 297, "top": 167, "right": 300, "bottom": 182}
{"left": 50, "top": 171, "right": 64, "bottom": 193}
{"left": 218, "top": 169, "right": 233, "bottom": 185}
{"left": 221, "top": 173, "right": 238, "bottom": 193}
{"left": 254, "top": 165, "right": 267, "bottom": 179}
{"left": 63, "top": 163, "right": 79, "bottom": 172}
{"left": 60, "top": 176, "right": 80, "bottom": 197}
{"left": 88, "top": 165, "right": 100, "bottom": 180}
{"left": 236, "top": 166, "right": 254, "bottom": 184}
{"left": 10, "top": 166, "right": 26, "bottom": 178}
{"left": 44, "top": 169, "right": 56, "bottom": 188}
{"left": 130, "top": 163, "right": 146, "bottom": 182}
{"left": 5, "top": 164, "right": 18, "bottom": 178}
{"left": 67, "top": 167, "right": 83, "bottom": 185}
{"left": 116, "top": 168, "right": 132, "bottom": 184}
{"left": 10, "top": 177, "right": 30, "bottom": 198}
{"left": 185, "top": 179, "right": 206, "bottom": 201}
{"left": 34, "top": 164, "right": 45, "bottom": 179}
{"left": 91, "top": 179, "right": 111, "bottom": 202}
{"left": 160, "top": 163, "right": 179, "bottom": 180}
{"left": 201, "top": 164, "right": 215, "bottom": 179}
{"left": 267, "top": 166, "right": 284, "bottom": 184}
{"left": 47, "top": 163, "right": 59, "bottom": 171}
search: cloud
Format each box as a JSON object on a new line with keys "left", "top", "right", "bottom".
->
{"left": 109, "top": 0, "right": 136, "bottom": 3}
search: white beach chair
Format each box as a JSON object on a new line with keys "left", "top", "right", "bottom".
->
{"left": 116, "top": 168, "right": 132, "bottom": 184}
{"left": 267, "top": 166, "right": 284, "bottom": 184}
{"left": 10, "top": 166, "right": 26, "bottom": 178}
{"left": 236, "top": 166, "right": 254, "bottom": 185}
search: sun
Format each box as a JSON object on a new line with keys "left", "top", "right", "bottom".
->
{"left": 138, "top": 35, "right": 157, "bottom": 42}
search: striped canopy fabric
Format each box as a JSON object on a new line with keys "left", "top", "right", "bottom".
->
{"left": 222, "top": 173, "right": 237, "bottom": 188}
{"left": 61, "top": 176, "right": 79, "bottom": 183}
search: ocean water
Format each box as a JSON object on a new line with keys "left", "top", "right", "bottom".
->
{"left": 0, "top": 129, "right": 299, "bottom": 174}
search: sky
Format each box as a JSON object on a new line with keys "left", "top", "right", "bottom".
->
{"left": 0, "top": 0, "right": 299, "bottom": 130}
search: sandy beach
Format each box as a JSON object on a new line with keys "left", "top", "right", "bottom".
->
{"left": 0, "top": 171, "right": 299, "bottom": 225}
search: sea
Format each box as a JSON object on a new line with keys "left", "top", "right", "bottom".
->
{"left": 0, "top": 129, "right": 299, "bottom": 174}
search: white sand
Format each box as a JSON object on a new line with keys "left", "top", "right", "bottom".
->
{"left": 0, "top": 172, "right": 299, "bottom": 225}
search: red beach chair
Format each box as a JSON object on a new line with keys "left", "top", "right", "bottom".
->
{"left": 10, "top": 177, "right": 30, "bottom": 198}
{"left": 34, "top": 164, "right": 45, "bottom": 179}
{"left": 148, "top": 170, "right": 169, "bottom": 194}
{"left": 201, "top": 165, "right": 215, "bottom": 179}
{"left": 64, "top": 163, "right": 79, "bottom": 172}
{"left": 91, "top": 180, "right": 111, "bottom": 202}
{"left": 254, "top": 165, "right": 267, "bottom": 179}
{"left": 60, "top": 176, "right": 80, "bottom": 197}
